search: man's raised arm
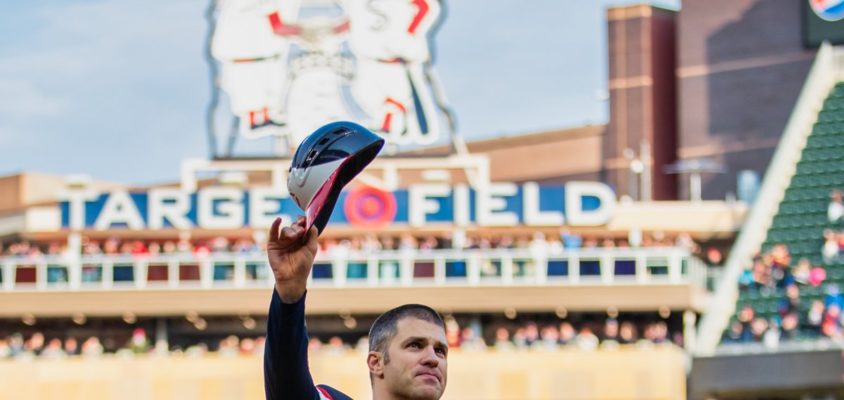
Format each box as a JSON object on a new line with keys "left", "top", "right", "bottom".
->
{"left": 263, "top": 216, "right": 321, "bottom": 400}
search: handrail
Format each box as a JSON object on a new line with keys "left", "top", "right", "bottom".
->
{"left": 0, "top": 247, "right": 705, "bottom": 292}
{"left": 694, "top": 42, "right": 841, "bottom": 356}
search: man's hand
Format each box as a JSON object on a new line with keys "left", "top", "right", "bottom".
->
{"left": 267, "top": 216, "right": 319, "bottom": 303}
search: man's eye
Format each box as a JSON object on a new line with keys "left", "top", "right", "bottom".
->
{"left": 408, "top": 342, "right": 421, "bottom": 349}
{"left": 435, "top": 348, "right": 446, "bottom": 355}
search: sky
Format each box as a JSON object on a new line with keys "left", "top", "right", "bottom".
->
{"left": 0, "top": 0, "right": 680, "bottom": 186}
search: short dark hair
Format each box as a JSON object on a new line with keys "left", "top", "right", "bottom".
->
{"left": 368, "top": 304, "right": 445, "bottom": 363}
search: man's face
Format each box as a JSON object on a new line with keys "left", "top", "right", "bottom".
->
{"left": 378, "top": 318, "right": 448, "bottom": 400}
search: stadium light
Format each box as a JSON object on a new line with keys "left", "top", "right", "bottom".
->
{"left": 664, "top": 158, "right": 726, "bottom": 201}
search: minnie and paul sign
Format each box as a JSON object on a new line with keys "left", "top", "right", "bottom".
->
{"left": 61, "top": 182, "right": 616, "bottom": 231}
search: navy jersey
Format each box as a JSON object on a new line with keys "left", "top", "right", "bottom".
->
{"left": 264, "top": 290, "right": 354, "bottom": 400}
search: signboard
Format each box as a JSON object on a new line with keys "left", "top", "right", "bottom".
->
{"left": 61, "top": 182, "right": 617, "bottom": 230}
{"left": 210, "top": 0, "right": 450, "bottom": 148}
{"left": 804, "top": 0, "right": 844, "bottom": 47}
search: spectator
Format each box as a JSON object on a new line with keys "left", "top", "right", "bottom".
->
{"left": 307, "top": 338, "right": 323, "bottom": 352}
{"left": 147, "top": 241, "right": 164, "bottom": 256}
{"left": 705, "top": 247, "right": 723, "bottom": 265}
{"left": 829, "top": 189, "right": 844, "bottom": 224}
{"left": 750, "top": 257, "right": 772, "bottom": 290}
{"left": 558, "top": 322, "right": 576, "bottom": 346}
{"left": 219, "top": 335, "right": 240, "bottom": 357}
{"left": 8, "top": 333, "right": 24, "bottom": 358}
{"left": 539, "top": 325, "right": 559, "bottom": 351}
{"left": 792, "top": 258, "right": 811, "bottom": 285}
{"left": 0, "top": 338, "right": 9, "bottom": 358}
{"left": 523, "top": 322, "right": 540, "bottom": 348}
{"left": 239, "top": 338, "right": 256, "bottom": 355}
{"left": 838, "top": 231, "right": 844, "bottom": 257}
{"left": 574, "top": 327, "right": 599, "bottom": 351}
{"left": 780, "top": 312, "right": 799, "bottom": 341}
{"left": 326, "top": 336, "right": 348, "bottom": 356}
{"left": 601, "top": 319, "right": 620, "bottom": 349}
{"left": 445, "top": 317, "right": 461, "bottom": 348}
{"left": 81, "top": 336, "right": 104, "bottom": 357}
{"left": 178, "top": 343, "right": 201, "bottom": 358}
{"left": 737, "top": 305, "right": 755, "bottom": 341}
{"left": 493, "top": 328, "right": 514, "bottom": 352}
{"left": 618, "top": 321, "right": 638, "bottom": 345}
{"left": 723, "top": 320, "right": 746, "bottom": 344}
{"left": 64, "top": 337, "right": 80, "bottom": 356}
{"left": 738, "top": 268, "right": 754, "bottom": 291}
{"left": 807, "top": 300, "right": 825, "bottom": 337}
{"left": 822, "top": 303, "right": 843, "bottom": 339}
{"left": 459, "top": 327, "right": 487, "bottom": 351}
{"left": 650, "top": 321, "right": 670, "bottom": 344}
{"left": 778, "top": 284, "right": 801, "bottom": 317}
{"left": 823, "top": 229, "right": 839, "bottom": 263}
{"left": 770, "top": 245, "right": 792, "bottom": 288}
{"left": 809, "top": 264, "right": 827, "bottom": 287}
{"left": 602, "top": 319, "right": 619, "bottom": 343}
{"left": 25, "top": 332, "right": 45, "bottom": 356}
{"left": 41, "top": 338, "right": 66, "bottom": 359}
{"left": 560, "top": 230, "right": 582, "bottom": 249}
{"left": 128, "top": 328, "right": 149, "bottom": 354}
{"left": 512, "top": 328, "right": 528, "bottom": 349}
{"left": 763, "top": 319, "right": 780, "bottom": 349}
{"left": 749, "top": 318, "right": 768, "bottom": 342}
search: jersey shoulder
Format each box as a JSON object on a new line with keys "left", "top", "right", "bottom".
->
{"left": 316, "top": 384, "right": 354, "bottom": 400}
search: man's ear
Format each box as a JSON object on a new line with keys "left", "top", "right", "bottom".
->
{"left": 367, "top": 351, "right": 384, "bottom": 378}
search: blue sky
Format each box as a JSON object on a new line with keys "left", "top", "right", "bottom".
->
{"left": 0, "top": 0, "right": 679, "bottom": 185}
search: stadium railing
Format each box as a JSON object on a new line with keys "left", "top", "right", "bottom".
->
{"left": 0, "top": 247, "right": 707, "bottom": 292}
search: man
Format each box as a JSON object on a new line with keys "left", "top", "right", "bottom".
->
{"left": 264, "top": 216, "right": 448, "bottom": 400}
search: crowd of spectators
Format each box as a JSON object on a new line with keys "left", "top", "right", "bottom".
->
{"left": 0, "top": 316, "right": 680, "bottom": 362}
{"left": 726, "top": 189, "right": 844, "bottom": 347}
{"left": 732, "top": 244, "right": 832, "bottom": 345}
{"left": 462, "top": 319, "right": 678, "bottom": 352}
{"left": 0, "top": 328, "right": 267, "bottom": 360}
{"left": 0, "top": 230, "right": 708, "bottom": 261}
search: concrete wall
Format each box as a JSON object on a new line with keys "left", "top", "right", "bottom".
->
{"left": 0, "top": 346, "right": 686, "bottom": 400}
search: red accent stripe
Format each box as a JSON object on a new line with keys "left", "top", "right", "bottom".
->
{"left": 249, "top": 111, "right": 255, "bottom": 127}
{"left": 268, "top": 12, "right": 284, "bottom": 33}
{"left": 316, "top": 386, "right": 334, "bottom": 400}
{"left": 333, "top": 20, "right": 351, "bottom": 34}
{"left": 384, "top": 97, "right": 406, "bottom": 113}
{"left": 381, "top": 113, "right": 393, "bottom": 132}
{"left": 408, "top": 0, "right": 429, "bottom": 34}
{"left": 267, "top": 12, "right": 302, "bottom": 36}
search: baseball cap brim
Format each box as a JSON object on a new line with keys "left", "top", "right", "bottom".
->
{"left": 303, "top": 138, "right": 385, "bottom": 235}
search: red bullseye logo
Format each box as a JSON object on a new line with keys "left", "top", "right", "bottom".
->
{"left": 344, "top": 186, "right": 397, "bottom": 227}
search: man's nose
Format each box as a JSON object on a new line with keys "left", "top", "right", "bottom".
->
{"left": 420, "top": 347, "right": 439, "bottom": 367}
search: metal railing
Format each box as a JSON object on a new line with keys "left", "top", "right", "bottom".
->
{"left": 0, "top": 247, "right": 706, "bottom": 292}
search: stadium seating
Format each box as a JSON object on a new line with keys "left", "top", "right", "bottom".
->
{"left": 727, "top": 82, "right": 844, "bottom": 342}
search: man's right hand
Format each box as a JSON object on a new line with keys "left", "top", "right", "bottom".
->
{"left": 267, "top": 216, "right": 319, "bottom": 303}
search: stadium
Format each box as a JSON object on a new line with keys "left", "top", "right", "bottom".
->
{"left": 1, "top": 1, "right": 844, "bottom": 399}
